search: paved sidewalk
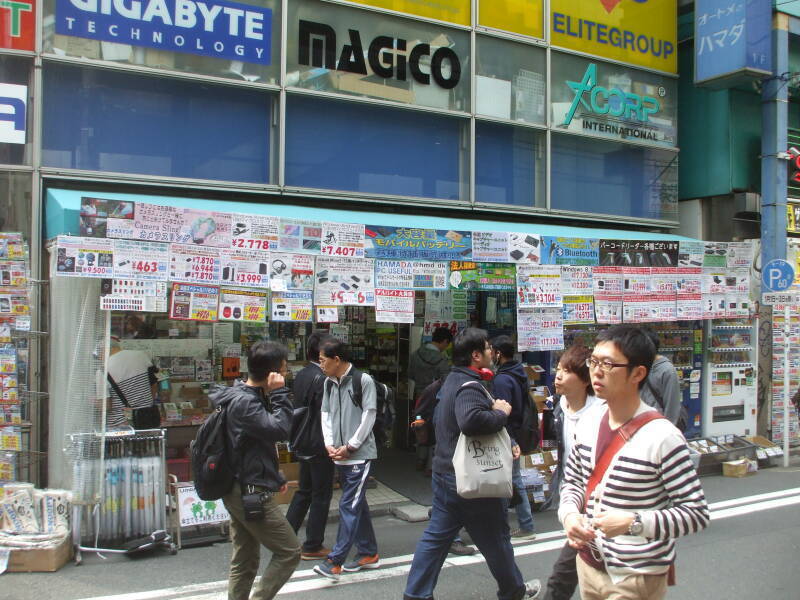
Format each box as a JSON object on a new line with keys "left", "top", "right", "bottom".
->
{"left": 277, "top": 480, "right": 412, "bottom": 522}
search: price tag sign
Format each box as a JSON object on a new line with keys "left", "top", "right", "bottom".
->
{"left": 314, "top": 256, "right": 375, "bottom": 306}
{"left": 113, "top": 239, "right": 170, "bottom": 281}
{"left": 55, "top": 236, "right": 115, "bottom": 277}
{"left": 320, "top": 222, "right": 365, "bottom": 258}
{"left": 219, "top": 248, "right": 270, "bottom": 289}
{"left": 170, "top": 283, "right": 219, "bottom": 321}
{"left": 169, "top": 244, "right": 222, "bottom": 284}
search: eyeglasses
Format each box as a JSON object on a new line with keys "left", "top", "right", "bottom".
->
{"left": 585, "top": 357, "right": 630, "bottom": 372}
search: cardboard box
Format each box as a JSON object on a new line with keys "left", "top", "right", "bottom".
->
{"left": 281, "top": 461, "right": 301, "bottom": 482}
{"left": 7, "top": 535, "right": 73, "bottom": 572}
{"left": 744, "top": 435, "right": 784, "bottom": 468}
{"left": 274, "top": 481, "right": 299, "bottom": 505}
{"left": 722, "top": 458, "right": 758, "bottom": 478}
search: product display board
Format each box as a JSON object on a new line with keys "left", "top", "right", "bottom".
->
{"left": 771, "top": 304, "right": 800, "bottom": 444}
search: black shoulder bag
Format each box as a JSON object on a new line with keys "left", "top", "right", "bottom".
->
{"left": 107, "top": 373, "right": 161, "bottom": 429}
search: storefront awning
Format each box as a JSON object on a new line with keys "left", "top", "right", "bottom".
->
{"left": 46, "top": 188, "right": 695, "bottom": 241}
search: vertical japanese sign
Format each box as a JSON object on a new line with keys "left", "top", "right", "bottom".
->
{"left": 694, "top": 0, "right": 771, "bottom": 87}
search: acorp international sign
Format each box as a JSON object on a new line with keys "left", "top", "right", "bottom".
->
{"left": 55, "top": 0, "right": 272, "bottom": 64}
{"left": 551, "top": 0, "right": 677, "bottom": 74}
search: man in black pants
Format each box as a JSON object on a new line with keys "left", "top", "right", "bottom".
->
{"left": 285, "top": 331, "right": 335, "bottom": 560}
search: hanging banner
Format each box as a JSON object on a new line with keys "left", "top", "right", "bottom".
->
{"left": 271, "top": 290, "right": 313, "bottom": 322}
{"left": 517, "top": 264, "right": 562, "bottom": 308}
{"left": 79, "top": 197, "right": 135, "bottom": 238}
{"left": 678, "top": 241, "right": 705, "bottom": 267}
{"left": 517, "top": 307, "right": 564, "bottom": 351}
{"left": 320, "top": 222, "right": 365, "bottom": 258}
{"left": 599, "top": 240, "right": 679, "bottom": 267}
{"left": 592, "top": 266, "right": 623, "bottom": 324}
{"left": 471, "top": 231, "right": 509, "bottom": 263}
{"left": 169, "top": 244, "right": 222, "bottom": 284}
{"left": 55, "top": 236, "right": 114, "bottom": 277}
{"left": 560, "top": 266, "right": 593, "bottom": 296}
{"left": 541, "top": 237, "right": 599, "bottom": 266}
{"left": 375, "top": 260, "right": 448, "bottom": 290}
{"left": 364, "top": 226, "right": 472, "bottom": 261}
{"left": 563, "top": 295, "right": 595, "bottom": 325}
{"left": 218, "top": 287, "right": 267, "bottom": 323}
{"left": 375, "top": 289, "right": 415, "bottom": 324}
{"left": 231, "top": 214, "right": 280, "bottom": 251}
{"left": 100, "top": 280, "right": 169, "bottom": 312}
{"left": 169, "top": 283, "right": 219, "bottom": 321}
{"left": 507, "top": 233, "right": 541, "bottom": 263}
{"left": 219, "top": 248, "right": 270, "bottom": 289}
{"left": 113, "top": 239, "right": 170, "bottom": 281}
{"left": 269, "top": 253, "right": 314, "bottom": 291}
{"left": 314, "top": 257, "right": 376, "bottom": 306}
{"left": 449, "top": 262, "right": 515, "bottom": 291}
{"left": 278, "top": 218, "right": 322, "bottom": 253}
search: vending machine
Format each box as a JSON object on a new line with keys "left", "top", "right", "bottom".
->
{"left": 702, "top": 318, "right": 758, "bottom": 437}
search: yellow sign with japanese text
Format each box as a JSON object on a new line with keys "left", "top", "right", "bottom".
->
{"left": 550, "top": 0, "right": 677, "bottom": 73}
{"left": 345, "top": 0, "right": 470, "bottom": 26}
{"left": 788, "top": 202, "right": 800, "bottom": 234}
{"left": 479, "top": 1, "right": 544, "bottom": 39}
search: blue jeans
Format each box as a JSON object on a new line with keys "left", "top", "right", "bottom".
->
{"left": 327, "top": 462, "right": 377, "bottom": 565}
{"left": 512, "top": 457, "right": 534, "bottom": 532}
{"left": 404, "top": 472, "right": 526, "bottom": 600}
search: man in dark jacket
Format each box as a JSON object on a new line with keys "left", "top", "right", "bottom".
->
{"left": 286, "top": 331, "right": 335, "bottom": 560}
{"left": 492, "top": 335, "right": 535, "bottom": 539}
{"left": 404, "top": 328, "right": 541, "bottom": 600}
{"left": 212, "top": 341, "right": 301, "bottom": 600}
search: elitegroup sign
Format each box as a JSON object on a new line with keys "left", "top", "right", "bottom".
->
{"left": 55, "top": 0, "right": 272, "bottom": 64}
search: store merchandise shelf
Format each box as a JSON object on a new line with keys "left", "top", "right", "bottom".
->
{"left": 654, "top": 329, "right": 694, "bottom": 334}
{"left": 711, "top": 325, "right": 752, "bottom": 330}
{"left": 674, "top": 365, "right": 693, "bottom": 370}
{"left": 661, "top": 346, "right": 693, "bottom": 351}
{"left": 710, "top": 347, "right": 753, "bottom": 352}
{"left": 712, "top": 362, "right": 754, "bottom": 368}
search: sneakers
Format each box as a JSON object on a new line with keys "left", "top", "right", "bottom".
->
{"left": 510, "top": 529, "right": 537, "bottom": 540}
{"left": 342, "top": 553, "right": 381, "bottom": 572}
{"left": 313, "top": 559, "right": 342, "bottom": 581}
{"left": 449, "top": 539, "right": 477, "bottom": 556}
{"left": 301, "top": 547, "right": 331, "bottom": 561}
{"left": 524, "top": 579, "right": 542, "bottom": 598}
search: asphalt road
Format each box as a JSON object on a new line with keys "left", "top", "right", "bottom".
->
{"left": 4, "top": 466, "right": 800, "bottom": 600}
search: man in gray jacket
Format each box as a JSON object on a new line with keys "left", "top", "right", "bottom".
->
{"left": 313, "top": 338, "right": 379, "bottom": 580}
{"left": 641, "top": 329, "right": 686, "bottom": 429}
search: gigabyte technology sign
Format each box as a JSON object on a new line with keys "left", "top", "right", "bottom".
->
{"left": 298, "top": 20, "right": 461, "bottom": 89}
{"left": 551, "top": 0, "right": 677, "bottom": 73}
{"left": 55, "top": 0, "right": 272, "bottom": 64}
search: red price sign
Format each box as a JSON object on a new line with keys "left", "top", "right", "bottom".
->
{"left": 236, "top": 273, "right": 263, "bottom": 284}
{"left": 133, "top": 261, "right": 158, "bottom": 273}
{"left": 194, "top": 309, "right": 211, "bottom": 320}
{"left": 321, "top": 246, "right": 357, "bottom": 257}
{"left": 232, "top": 238, "right": 269, "bottom": 250}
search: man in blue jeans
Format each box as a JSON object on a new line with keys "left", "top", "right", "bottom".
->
{"left": 492, "top": 335, "right": 535, "bottom": 539}
{"left": 404, "top": 328, "right": 541, "bottom": 600}
{"left": 313, "top": 338, "right": 379, "bottom": 581}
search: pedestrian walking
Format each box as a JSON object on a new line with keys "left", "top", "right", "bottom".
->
{"left": 404, "top": 327, "right": 541, "bottom": 600}
{"left": 491, "top": 335, "right": 536, "bottom": 540}
{"left": 285, "top": 331, "right": 335, "bottom": 560}
{"left": 559, "top": 325, "right": 709, "bottom": 600}
{"left": 211, "top": 341, "right": 301, "bottom": 600}
{"left": 640, "top": 328, "right": 688, "bottom": 430}
{"left": 313, "top": 338, "right": 380, "bottom": 581}
{"left": 540, "top": 343, "right": 601, "bottom": 600}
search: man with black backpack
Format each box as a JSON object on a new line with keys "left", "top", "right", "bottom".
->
{"left": 313, "top": 338, "right": 380, "bottom": 581}
{"left": 209, "top": 341, "right": 301, "bottom": 600}
{"left": 286, "top": 331, "right": 335, "bottom": 561}
{"left": 492, "top": 335, "right": 537, "bottom": 540}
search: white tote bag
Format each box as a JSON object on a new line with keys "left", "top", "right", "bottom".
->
{"left": 452, "top": 382, "right": 513, "bottom": 499}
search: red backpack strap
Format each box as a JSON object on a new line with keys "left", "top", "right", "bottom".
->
{"left": 584, "top": 411, "right": 665, "bottom": 507}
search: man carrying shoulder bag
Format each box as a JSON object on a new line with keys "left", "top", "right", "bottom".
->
{"left": 210, "top": 341, "right": 301, "bottom": 600}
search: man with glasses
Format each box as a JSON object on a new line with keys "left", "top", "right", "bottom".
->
{"left": 404, "top": 327, "right": 541, "bottom": 600}
{"left": 558, "top": 325, "right": 708, "bottom": 600}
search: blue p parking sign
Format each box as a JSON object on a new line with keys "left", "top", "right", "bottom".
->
{"left": 763, "top": 259, "right": 795, "bottom": 292}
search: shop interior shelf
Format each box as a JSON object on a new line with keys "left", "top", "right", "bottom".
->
{"left": 712, "top": 325, "right": 752, "bottom": 330}
{"left": 712, "top": 362, "right": 754, "bottom": 368}
{"left": 710, "top": 347, "right": 753, "bottom": 351}
{"left": 661, "top": 346, "right": 694, "bottom": 351}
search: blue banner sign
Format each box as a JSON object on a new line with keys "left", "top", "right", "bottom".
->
{"left": 541, "top": 237, "right": 599, "bottom": 266}
{"left": 365, "top": 225, "right": 472, "bottom": 261}
{"left": 694, "top": 0, "right": 771, "bottom": 87}
{"left": 56, "top": 0, "right": 272, "bottom": 65}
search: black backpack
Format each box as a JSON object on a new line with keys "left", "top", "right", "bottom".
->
{"left": 190, "top": 395, "right": 236, "bottom": 501}
{"left": 327, "top": 369, "right": 394, "bottom": 447}
{"left": 516, "top": 389, "right": 541, "bottom": 454}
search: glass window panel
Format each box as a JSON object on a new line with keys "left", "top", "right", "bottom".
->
{"left": 479, "top": 0, "right": 544, "bottom": 39}
{"left": 551, "top": 51, "right": 677, "bottom": 149}
{"left": 475, "top": 121, "right": 545, "bottom": 208}
{"left": 43, "top": 0, "right": 281, "bottom": 84}
{"left": 0, "top": 55, "right": 33, "bottom": 165}
{"left": 286, "top": 94, "right": 466, "bottom": 201}
{"left": 475, "top": 35, "right": 545, "bottom": 125}
{"left": 42, "top": 63, "right": 273, "bottom": 183}
{"left": 551, "top": 133, "right": 678, "bottom": 221}
{"left": 0, "top": 171, "right": 31, "bottom": 234}
{"left": 286, "top": 0, "right": 470, "bottom": 112}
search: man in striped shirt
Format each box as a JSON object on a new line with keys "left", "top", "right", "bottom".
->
{"left": 558, "top": 325, "right": 709, "bottom": 600}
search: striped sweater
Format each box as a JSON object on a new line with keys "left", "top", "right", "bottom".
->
{"left": 558, "top": 401, "right": 709, "bottom": 582}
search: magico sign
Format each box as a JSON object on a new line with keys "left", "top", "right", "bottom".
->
{"left": 298, "top": 20, "right": 461, "bottom": 90}
{"left": 55, "top": 0, "right": 272, "bottom": 64}
{"left": 0, "top": 0, "right": 34, "bottom": 51}
{"left": 551, "top": 0, "right": 677, "bottom": 73}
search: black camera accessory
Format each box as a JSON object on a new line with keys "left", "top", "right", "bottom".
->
{"left": 242, "top": 490, "right": 265, "bottom": 521}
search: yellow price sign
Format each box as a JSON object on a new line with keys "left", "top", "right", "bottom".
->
{"left": 551, "top": 0, "right": 677, "bottom": 73}
{"left": 346, "top": 0, "right": 470, "bottom": 26}
{"left": 480, "top": 0, "right": 544, "bottom": 39}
